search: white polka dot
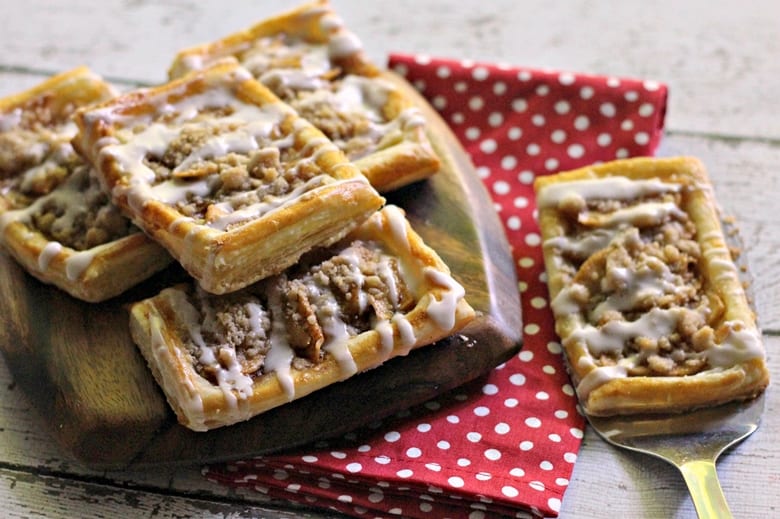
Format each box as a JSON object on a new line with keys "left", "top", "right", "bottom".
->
{"left": 543, "top": 365, "right": 556, "bottom": 374}
{"left": 472, "top": 66, "right": 490, "bottom": 81}
{"left": 273, "top": 470, "right": 289, "bottom": 480}
{"left": 475, "top": 472, "right": 493, "bottom": 482}
{"left": 506, "top": 216, "right": 521, "bottom": 230}
{"left": 518, "top": 170, "right": 535, "bottom": 184}
{"left": 512, "top": 98, "right": 528, "bottom": 112}
{"left": 374, "top": 455, "right": 391, "bottom": 465}
{"left": 397, "top": 469, "right": 414, "bottom": 478}
{"left": 495, "top": 422, "right": 511, "bottom": 435}
{"left": 417, "top": 423, "right": 432, "bottom": 433}
{"left": 346, "top": 462, "right": 363, "bottom": 473}
{"left": 493, "top": 180, "right": 510, "bottom": 195}
{"left": 549, "top": 497, "right": 562, "bottom": 513}
{"left": 518, "top": 256, "right": 534, "bottom": 268}
{"left": 476, "top": 166, "right": 490, "bottom": 179}
{"left": 558, "top": 72, "right": 575, "bottom": 85}
{"left": 480, "top": 138, "right": 498, "bottom": 153}
{"left": 597, "top": 133, "right": 612, "bottom": 146}
{"left": 567, "top": 143, "right": 584, "bottom": 158}
{"left": 550, "top": 129, "right": 566, "bottom": 143}
{"left": 413, "top": 79, "right": 426, "bottom": 92}
{"left": 525, "top": 417, "right": 542, "bottom": 428}
{"left": 625, "top": 90, "right": 639, "bottom": 102}
{"left": 526, "top": 143, "right": 540, "bottom": 156}
{"left": 529, "top": 481, "right": 546, "bottom": 492}
{"left": 368, "top": 491, "right": 384, "bottom": 503}
{"left": 518, "top": 70, "right": 532, "bottom": 81}
{"left": 451, "top": 112, "right": 464, "bottom": 124}
{"left": 514, "top": 196, "right": 529, "bottom": 208}
{"left": 467, "top": 432, "right": 482, "bottom": 442}
{"left": 286, "top": 483, "right": 301, "bottom": 492}
{"left": 488, "top": 112, "right": 504, "bottom": 127}
{"left": 447, "top": 414, "right": 460, "bottom": 424}
{"left": 493, "top": 81, "right": 507, "bottom": 95}
{"left": 358, "top": 444, "right": 371, "bottom": 452}
{"left": 330, "top": 451, "right": 347, "bottom": 459}
{"left": 525, "top": 233, "right": 541, "bottom": 246}
{"left": 621, "top": 119, "right": 634, "bottom": 131}
{"left": 384, "top": 431, "right": 401, "bottom": 442}
{"left": 388, "top": 507, "right": 403, "bottom": 515}
{"left": 643, "top": 79, "right": 661, "bottom": 91}
{"left": 635, "top": 132, "right": 650, "bottom": 145}
{"left": 519, "top": 350, "right": 534, "bottom": 362}
{"left": 455, "top": 81, "right": 468, "bottom": 93}
{"left": 547, "top": 341, "right": 562, "bottom": 354}
{"left": 554, "top": 409, "right": 569, "bottom": 419}
{"left": 570, "top": 427, "right": 584, "bottom": 439}
{"left": 507, "top": 127, "right": 522, "bottom": 140}
{"left": 392, "top": 63, "right": 409, "bottom": 76}
{"left": 535, "top": 84, "right": 550, "bottom": 96}
{"left": 639, "top": 102, "right": 655, "bottom": 117}
{"left": 509, "top": 373, "right": 526, "bottom": 386}
{"left": 530, "top": 297, "right": 546, "bottom": 309}
{"left": 509, "top": 467, "right": 525, "bottom": 477}
{"left": 420, "top": 503, "right": 433, "bottom": 513}
{"left": 437, "top": 440, "right": 451, "bottom": 450}
{"left": 406, "top": 447, "right": 422, "bottom": 458}
{"left": 549, "top": 433, "right": 562, "bottom": 442}
{"left": 337, "top": 494, "right": 352, "bottom": 503}
{"left": 606, "top": 76, "right": 621, "bottom": 87}
{"left": 485, "top": 449, "right": 502, "bottom": 461}
{"left": 432, "top": 95, "right": 447, "bottom": 109}
{"left": 540, "top": 460, "right": 554, "bottom": 471}
{"left": 553, "top": 100, "right": 571, "bottom": 115}
{"left": 600, "top": 102, "right": 617, "bottom": 117}
{"left": 536, "top": 391, "right": 550, "bottom": 400}
{"left": 469, "top": 96, "right": 485, "bottom": 111}
{"left": 457, "top": 458, "right": 472, "bottom": 467}
{"left": 564, "top": 452, "right": 578, "bottom": 463}
{"left": 504, "top": 398, "right": 519, "bottom": 408}
{"left": 573, "top": 115, "right": 590, "bottom": 130}
{"left": 414, "top": 55, "right": 431, "bottom": 65}
{"left": 474, "top": 406, "right": 490, "bottom": 417}
{"left": 482, "top": 383, "right": 499, "bottom": 396}
{"left": 532, "top": 114, "right": 546, "bottom": 126}
{"left": 562, "top": 384, "right": 575, "bottom": 396}
{"left": 545, "top": 158, "right": 559, "bottom": 171}
{"left": 302, "top": 455, "right": 318, "bottom": 463}
{"left": 580, "top": 86, "right": 594, "bottom": 99}
{"left": 502, "top": 486, "right": 519, "bottom": 498}
{"left": 525, "top": 323, "right": 540, "bottom": 336}
{"left": 519, "top": 440, "right": 534, "bottom": 451}
{"left": 448, "top": 476, "right": 465, "bottom": 488}
{"left": 425, "top": 463, "right": 441, "bottom": 472}
{"left": 436, "top": 65, "right": 451, "bottom": 78}
{"left": 555, "top": 477, "right": 570, "bottom": 486}
{"left": 460, "top": 58, "right": 474, "bottom": 68}
{"left": 616, "top": 147, "right": 629, "bottom": 158}
{"left": 465, "top": 126, "right": 481, "bottom": 140}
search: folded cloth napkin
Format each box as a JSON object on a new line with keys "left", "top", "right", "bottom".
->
{"left": 204, "top": 54, "right": 668, "bottom": 518}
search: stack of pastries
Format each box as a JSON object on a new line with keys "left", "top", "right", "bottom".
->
{"left": 0, "top": 1, "right": 475, "bottom": 431}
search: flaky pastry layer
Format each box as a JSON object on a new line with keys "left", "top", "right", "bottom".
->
{"left": 168, "top": 0, "right": 440, "bottom": 193}
{"left": 74, "top": 61, "right": 384, "bottom": 294}
{"left": 0, "top": 67, "right": 171, "bottom": 302}
{"left": 534, "top": 156, "right": 769, "bottom": 416}
{"left": 129, "top": 205, "right": 475, "bottom": 431}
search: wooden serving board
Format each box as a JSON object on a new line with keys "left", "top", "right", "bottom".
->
{"left": 0, "top": 73, "right": 522, "bottom": 469}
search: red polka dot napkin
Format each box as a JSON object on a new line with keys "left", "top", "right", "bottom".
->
{"left": 204, "top": 54, "right": 668, "bottom": 518}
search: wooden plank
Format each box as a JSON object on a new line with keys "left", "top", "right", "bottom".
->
{"left": 1, "top": 0, "right": 779, "bottom": 139}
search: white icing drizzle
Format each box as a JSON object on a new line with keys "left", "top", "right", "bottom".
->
{"left": 576, "top": 365, "right": 628, "bottom": 401}
{"left": 381, "top": 204, "right": 411, "bottom": 251}
{"left": 536, "top": 176, "right": 680, "bottom": 208}
{"left": 65, "top": 249, "right": 98, "bottom": 281}
{"left": 543, "top": 228, "right": 620, "bottom": 259}
{"left": 375, "top": 319, "right": 395, "bottom": 355}
{"left": 38, "top": 241, "right": 62, "bottom": 270}
{"left": 705, "top": 322, "right": 765, "bottom": 366}
{"left": 392, "top": 313, "right": 416, "bottom": 354}
{"left": 424, "top": 267, "right": 466, "bottom": 331}
{"left": 580, "top": 201, "right": 686, "bottom": 228}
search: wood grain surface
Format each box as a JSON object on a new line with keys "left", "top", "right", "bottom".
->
{"left": 0, "top": 72, "right": 522, "bottom": 469}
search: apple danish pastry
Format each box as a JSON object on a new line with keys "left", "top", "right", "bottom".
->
{"left": 129, "top": 206, "right": 475, "bottom": 431}
{"left": 535, "top": 156, "right": 769, "bottom": 416}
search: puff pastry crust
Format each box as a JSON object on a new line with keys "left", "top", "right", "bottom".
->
{"left": 74, "top": 61, "right": 384, "bottom": 295}
{"left": 534, "top": 156, "right": 769, "bottom": 416}
{"left": 0, "top": 67, "right": 172, "bottom": 302}
{"left": 129, "top": 205, "right": 475, "bottom": 431}
{"left": 168, "top": 0, "right": 440, "bottom": 192}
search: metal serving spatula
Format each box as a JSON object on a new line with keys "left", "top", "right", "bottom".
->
{"left": 586, "top": 393, "right": 765, "bottom": 519}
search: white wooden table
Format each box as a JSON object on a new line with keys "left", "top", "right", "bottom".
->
{"left": 1, "top": 1, "right": 778, "bottom": 517}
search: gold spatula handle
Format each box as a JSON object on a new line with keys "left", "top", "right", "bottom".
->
{"left": 679, "top": 460, "right": 732, "bottom": 519}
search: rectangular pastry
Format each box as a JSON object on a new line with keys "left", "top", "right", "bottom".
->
{"left": 73, "top": 60, "right": 384, "bottom": 295}
{"left": 534, "top": 156, "right": 769, "bottom": 416}
{"left": 129, "top": 205, "right": 475, "bottom": 431}
{"left": 0, "top": 67, "right": 172, "bottom": 302}
{"left": 168, "top": 0, "right": 440, "bottom": 192}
